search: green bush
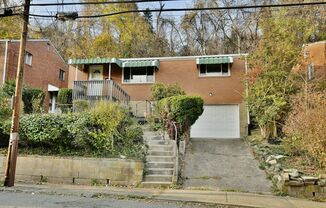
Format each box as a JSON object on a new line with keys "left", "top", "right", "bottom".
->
{"left": 0, "top": 88, "right": 12, "bottom": 147}
{"left": 17, "top": 102, "right": 145, "bottom": 159}
{"left": 2, "top": 80, "right": 45, "bottom": 114}
{"left": 20, "top": 114, "right": 74, "bottom": 148}
{"left": 0, "top": 90, "right": 11, "bottom": 121}
{"left": 73, "top": 100, "right": 90, "bottom": 112}
{"left": 158, "top": 95, "right": 204, "bottom": 139}
{"left": 58, "top": 88, "right": 73, "bottom": 104}
{"left": 22, "top": 87, "right": 45, "bottom": 114}
{"left": 0, "top": 119, "right": 11, "bottom": 147}
{"left": 58, "top": 88, "right": 73, "bottom": 113}
{"left": 2, "top": 80, "right": 15, "bottom": 96}
{"left": 151, "top": 82, "right": 185, "bottom": 101}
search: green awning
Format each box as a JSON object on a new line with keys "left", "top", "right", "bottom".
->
{"left": 68, "top": 58, "right": 122, "bottom": 66}
{"left": 122, "top": 60, "right": 160, "bottom": 69}
{"left": 196, "top": 57, "right": 233, "bottom": 65}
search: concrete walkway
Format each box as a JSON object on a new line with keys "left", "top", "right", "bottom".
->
{"left": 183, "top": 138, "right": 272, "bottom": 193}
{"left": 1, "top": 184, "right": 325, "bottom": 208}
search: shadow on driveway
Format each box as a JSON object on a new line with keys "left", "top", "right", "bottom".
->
{"left": 182, "top": 138, "right": 272, "bottom": 193}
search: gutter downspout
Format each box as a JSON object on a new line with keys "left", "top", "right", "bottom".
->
{"left": 2, "top": 40, "right": 9, "bottom": 85}
{"left": 245, "top": 55, "right": 250, "bottom": 135}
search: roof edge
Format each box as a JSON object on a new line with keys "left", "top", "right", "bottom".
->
{"left": 68, "top": 53, "right": 248, "bottom": 65}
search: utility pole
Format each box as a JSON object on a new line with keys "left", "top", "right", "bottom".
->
{"left": 4, "top": 0, "right": 30, "bottom": 187}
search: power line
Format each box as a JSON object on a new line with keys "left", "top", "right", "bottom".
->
{"left": 31, "top": 0, "right": 180, "bottom": 7}
{"left": 1, "top": 0, "right": 181, "bottom": 10}
{"left": 27, "top": 1, "right": 326, "bottom": 19}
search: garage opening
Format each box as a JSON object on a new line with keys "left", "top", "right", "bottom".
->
{"left": 190, "top": 105, "right": 240, "bottom": 139}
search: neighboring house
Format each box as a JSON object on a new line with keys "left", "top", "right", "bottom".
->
{"left": 294, "top": 41, "right": 326, "bottom": 81}
{"left": 0, "top": 39, "right": 69, "bottom": 112}
{"left": 68, "top": 54, "right": 249, "bottom": 139}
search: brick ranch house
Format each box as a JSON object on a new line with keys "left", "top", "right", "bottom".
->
{"left": 295, "top": 41, "right": 326, "bottom": 80}
{"left": 68, "top": 54, "right": 249, "bottom": 139}
{"left": 0, "top": 39, "right": 69, "bottom": 112}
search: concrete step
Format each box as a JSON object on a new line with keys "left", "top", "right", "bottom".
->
{"left": 148, "top": 145, "right": 173, "bottom": 151}
{"left": 144, "top": 174, "right": 173, "bottom": 182}
{"left": 147, "top": 140, "right": 170, "bottom": 145}
{"left": 147, "top": 136, "right": 163, "bottom": 140}
{"left": 146, "top": 156, "right": 175, "bottom": 163}
{"left": 146, "top": 162, "right": 174, "bottom": 169}
{"left": 147, "top": 168, "right": 174, "bottom": 175}
{"left": 147, "top": 150, "right": 174, "bottom": 156}
{"left": 140, "top": 181, "right": 172, "bottom": 188}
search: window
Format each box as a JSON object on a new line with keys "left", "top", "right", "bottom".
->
{"left": 199, "top": 63, "right": 230, "bottom": 76}
{"left": 307, "top": 64, "right": 315, "bottom": 80}
{"left": 59, "top": 69, "right": 65, "bottom": 81}
{"left": 123, "top": 67, "right": 154, "bottom": 83}
{"left": 25, "top": 52, "right": 33, "bottom": 66}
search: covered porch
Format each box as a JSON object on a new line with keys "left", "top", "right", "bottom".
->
{"left": 73, "top": 79, "right": 130, "bottom": 105}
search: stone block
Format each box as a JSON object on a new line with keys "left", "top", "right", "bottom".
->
{"left": 319, "top": 174, "right": 326, "bottom": 179}
{"left": 282, "top": 173, "right": 290, "bottom": 182}
{"left": 288, "top": 180, "right": 304, "bottom": 186}
{"left": 318, "top": 179, "right": 326, "bottom": 187}
{"left": 0, "top": 155, "right": 144, "bottom": 186}
{"left": 287, "top": 186, "right": 305, "bottom": 197}
{"left": 305, "top": 184, "right": 320, "bottom": 193}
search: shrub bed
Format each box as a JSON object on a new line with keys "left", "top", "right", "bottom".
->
{"left": 158, "top": 95, "right": 203, "bottom": 141}
{"left": 2, "top": 102, "right": 146, "bottom": 159}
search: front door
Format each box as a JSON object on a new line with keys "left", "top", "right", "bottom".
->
{"left": 88, "top": 65, "right": 103, "bottom": 96}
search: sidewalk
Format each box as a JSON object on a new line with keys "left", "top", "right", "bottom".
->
{"left": 1, "top": 183, "right": 325, "bottom": 208}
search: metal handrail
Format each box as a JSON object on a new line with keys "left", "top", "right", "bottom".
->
{"left": 171, "top": 121, "right": 178, "bottom": 183}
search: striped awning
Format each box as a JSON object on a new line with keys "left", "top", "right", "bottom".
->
{"left": 196, "top": 57, "right": 233, "bottom": 65}
{"left": 122, "top": 60, "right": 160, "bottom": 69}
{"left": 68, "top": 58, "right": 122, "bottom": 66}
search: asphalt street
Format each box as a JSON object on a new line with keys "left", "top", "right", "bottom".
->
{"left": 0, "top": 191, "right": 240, "bottom": 208}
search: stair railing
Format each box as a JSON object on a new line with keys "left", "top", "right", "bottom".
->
{"left": 171, "top": 121, "right": 178, "bottom": 183}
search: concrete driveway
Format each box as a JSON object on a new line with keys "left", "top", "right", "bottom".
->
{"left": 182, "top": 138, "right": 272, "bottom": 193}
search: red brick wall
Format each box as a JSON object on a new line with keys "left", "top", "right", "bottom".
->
{"left": 71, "top": 57, "right": 245, "bottom": 104}
{"left": 0, "top": 40, "right": 68, "bottom": 111}
{"left": 305, "top": 41, "right": 326, "bottom": 79}
{"left": 68, "top": 65, "right": 88, "bottom": 89}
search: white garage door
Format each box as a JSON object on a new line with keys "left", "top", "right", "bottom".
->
{"left": 190, "top": 105, "right": 240, "bottom": 139}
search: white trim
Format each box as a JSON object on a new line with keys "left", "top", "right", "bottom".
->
{"left": 75, "top": 65, "right": 78, "bottom": 81}
{"left": 119, "top": 54, "right": 247, "bottom": 62}
{"left": 48, "top": 84, "right": 59, "bottom": 92}
{"left": 25, "top": 51, "right": 33, "bottom": 66}
{"left": 0, "top": 39, "right": 67, "bottom": 65}
{"left": 2, "top": 40, "right": 9, "bottom": 85}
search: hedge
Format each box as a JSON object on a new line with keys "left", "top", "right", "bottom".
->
{"left": 17, "top": 102, "right": 146, "bottom": 159}
{"left": 151, "top": 83, "right": 185, "bottom": 101}
{"left": 58, "top": 88, "right": 73, "bottom": 105}
{"left": 1, "top": 80, "right": 44, "bottom": 114}
{"left": 22, "top": 86, "right": 45, "bottom": 113}
{"left": 158, "top": 95, "right": 204, "bottom": 139}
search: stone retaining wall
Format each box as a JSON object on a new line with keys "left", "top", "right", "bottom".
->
{"left": 0, "top": 155, "right": 144, "bottom": 186}
{"left": 275, "top": 169, "right": 326, "bottom": 198}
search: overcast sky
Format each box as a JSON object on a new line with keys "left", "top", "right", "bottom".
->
{"left": 25, "top": 0, "right": 190, "bottom": 22}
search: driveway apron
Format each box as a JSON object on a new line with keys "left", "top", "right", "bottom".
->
{"left": 182, "top": 138, "right": 272, "bottom": 193}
